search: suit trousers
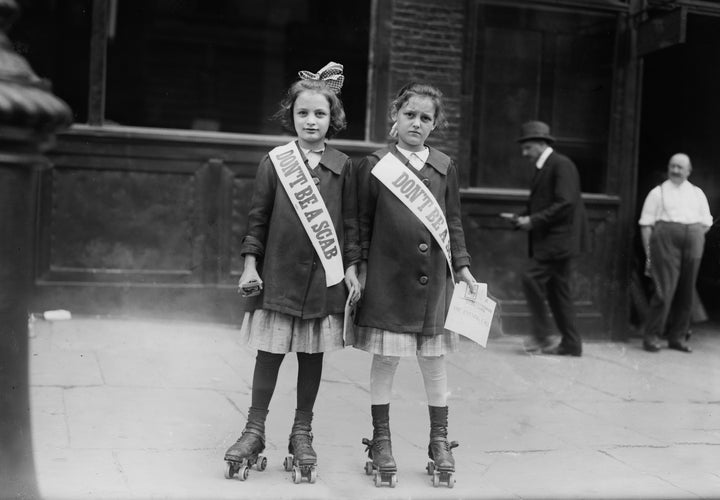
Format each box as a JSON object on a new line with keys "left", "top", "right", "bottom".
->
{"left": 644, "top": 221, "right": 705, "bottom": 344}
{"left": 522, "top": 257, "right": 582, "bottom": 349}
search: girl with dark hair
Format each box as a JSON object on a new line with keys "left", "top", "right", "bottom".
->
{"left": 355, "top": 82, "right": 476, "bottom": 488}
{"left": 223, "top": 62, "right": 361, "bottom": 484}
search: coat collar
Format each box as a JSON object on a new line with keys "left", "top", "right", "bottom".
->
{"left": 384, "top": 144, "right": 451, "bottom": 175}
{"left": 296, "top": 141, "right": 348, "bottom": 175}
{"left": 318, "top": 144, "right": 348, "bottom": 175}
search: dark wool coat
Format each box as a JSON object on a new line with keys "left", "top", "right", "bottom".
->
{"left": 526, "top": 150, "right": 590, "bottom": 261}
{"left": 356, "top": 145, "right": 471, "bottom": 336}
{"left": 240, "top": 143, "right": 360, "bottom": 319}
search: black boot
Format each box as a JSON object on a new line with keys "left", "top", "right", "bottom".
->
{"left": 288, "top": 410, "right": 317, "bottom": 464}
{"left": 362, "top": 404, "right": 398, "bottom": 486}
{"left": 224, "top": 407, "right": 268, "bottom": 479}
{"left": 427, "top": 406, "right": 458, "bottom": 471}
{"left": 285, "top": 409, "right": 318, "bottom": 483}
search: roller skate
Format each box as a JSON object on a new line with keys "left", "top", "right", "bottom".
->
{"left": 426, "top": 405, "right": 457, "bottom": 488}
{"left": 362, "top": 404, "right": 398, "bottom": 487}
{"left": 283, "top": 410, "right": 318, "bottom": 484}
{"left": 223, "top": 407, "right": 268, "bottom": 481}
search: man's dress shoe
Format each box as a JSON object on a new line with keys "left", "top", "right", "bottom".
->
{"left": 643, "top": 341, "right": 661, "bottom": 352}
{"left": 668, "top": 341, "right": 692, "bottom": 353}
{"left": 523, "top": 336, "right": 554, "bottom": 353}
{"left": 541, "top": 344, "right": 582, "bottom": 357}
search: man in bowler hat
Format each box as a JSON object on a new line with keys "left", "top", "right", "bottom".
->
{"left": 513, "top": 121, "right": 589, "bottom": 356}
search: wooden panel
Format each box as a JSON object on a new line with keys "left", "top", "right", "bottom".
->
{"left": 46, "top": 167, "right": 196, "bottom": 277}
{"left": 228, "top": 176, "right": 255, "bottom": 280}
{"left": 637, "top": 7, "right": 687, "bottom": 57}
{"left": 33, "top": 125, "right": 623, "bottom": 337}
{"left": 31, "top": 126, "right": 384, "bottom": 321}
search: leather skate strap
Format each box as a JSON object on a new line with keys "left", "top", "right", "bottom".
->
{"left": 242, "top": 427, "right": 265, "bottom": 442}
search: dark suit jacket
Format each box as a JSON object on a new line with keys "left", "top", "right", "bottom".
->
{"left": 526, "top": 150, "right": 590, "bottom": 261}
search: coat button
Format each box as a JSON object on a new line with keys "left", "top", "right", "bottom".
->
{"left": 312, "top": 177, "right": 320, "bottom": 185}
{"left": 419, "top": 275, "right": 429, "bottom": 285}
{"left": 419, "top": 243, "right": 429, "bottom": 252}
{"left": 422, "top": 178, "right": 430, "bottom": 186}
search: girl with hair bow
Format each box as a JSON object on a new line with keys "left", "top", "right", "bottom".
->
{"left": 223, "top": 62, "right": 361, "bottom": 484}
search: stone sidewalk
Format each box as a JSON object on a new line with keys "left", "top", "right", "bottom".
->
{"left": 27, "top": 317, "right": 720, "bottom": 499}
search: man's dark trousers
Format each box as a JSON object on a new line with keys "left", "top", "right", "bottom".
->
{"left": 645, "top": 221, "right": 705, "bottom": 344}
{"left": 522, "top": 257, "right": 581, "bottom": 351}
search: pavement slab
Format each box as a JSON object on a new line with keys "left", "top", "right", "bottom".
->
{"left": 26, "top": 316, "right": 720, "bottom": 499}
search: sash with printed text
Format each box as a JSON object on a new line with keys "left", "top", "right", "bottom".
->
{"left": 268, "top": 142, "right": 344, "bottom": 286}
{"left": 371, "top": 152, "right": 453, "bottom": 276}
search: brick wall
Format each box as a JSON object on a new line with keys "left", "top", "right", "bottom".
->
{"left": 389, "top": 0, "right": 466, "bottom": 160}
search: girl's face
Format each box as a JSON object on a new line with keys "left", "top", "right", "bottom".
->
{"left": 293, "top": 90, "right": 331, "bottom": 150}
{"left": 392, "top": 96, "right": 436, "bottom": 152}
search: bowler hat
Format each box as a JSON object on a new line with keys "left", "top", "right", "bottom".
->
{"left": 517, "top": 121, "right": 555, "bottom": 144}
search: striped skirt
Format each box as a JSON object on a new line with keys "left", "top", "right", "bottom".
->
{"left": 353, "top": 326, "right": 459, "bottom": 357}
{"left": 240, "top": 309, "right": 347, "bottom": 354}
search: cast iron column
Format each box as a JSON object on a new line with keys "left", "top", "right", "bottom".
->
{"left": 0, "top": 0, "right": 72, "bottom": 496}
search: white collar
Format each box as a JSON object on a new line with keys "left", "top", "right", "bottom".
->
{"left": 536, "top": 146, "right": 554, "bottom": 169}
{"left": 301, "top": 145, "right": 325, "bottom": 155}
{"left": 301, "top": 145, "right": 324, "bottom": 169}
{"left": 396, "top": 145, "right": 429, "bottom": 163}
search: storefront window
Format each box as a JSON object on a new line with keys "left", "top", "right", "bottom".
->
{"left": 105, "top": 0, "right": 370, "bottom": 138}
{"left": 10, "top": 0, "right": 370, "bottom": 139}
{"left": 471, "top": 4, "right": 616, "bottom": 193}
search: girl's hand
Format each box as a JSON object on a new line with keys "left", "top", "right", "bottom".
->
{"left": 238, "top": 256, "right": 263, "bottom": 296}
{"left": 357, "top": 261, "right": 367, "bottom": 296}
{"left": 455, "top": 266, "right": 477, "bottom": 288}
{"left": 345, "top": 265, "right": 361, "bottom": 305}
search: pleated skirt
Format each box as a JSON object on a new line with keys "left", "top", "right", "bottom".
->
{"left": 353, "top": 325, "right": 459, "bottom": 357}
{"left": 240, "top": 309, "right": 348, "bottom": 354}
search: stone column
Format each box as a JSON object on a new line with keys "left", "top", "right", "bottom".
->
{"left": 0, "top": 0, "right": 72, "bottom": 496}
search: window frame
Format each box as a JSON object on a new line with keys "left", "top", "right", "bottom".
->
{"left": 86, "top": 0, "right": 382, "bottom": 145}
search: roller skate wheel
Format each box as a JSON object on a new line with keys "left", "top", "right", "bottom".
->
{"left": 448, "top": 474, "right": 456, "bottom": 488}
{"left": 364, "top": 461, "right": 373, "bottom": 475}
{"left": 239, "top": 465, "right": 249, "bottom": 481}
{"left": 432, "top": 471, "right": 440, "bottom": 487}
{"left": 258, "top": 456, "right": 267, "bottom": 471}
{"left": 284, "top": 455, "right": 294, "bottom": 471}
{"left": 292, "top": 467, "right": 301, "bottom": 484}
{"left": 224, "top": 462, "right": 235, "bottom": 479}
{"left": 309, "top": 467, "right": 318, "bottom": 484}
{"left": 426, "top": 460, "right": 435, "bottom": 475}
{"left": 374, "top": 473, "right": 383, "bottom": 487}
{"left": 389, "top": 474, "right": 398, "bottom": 488}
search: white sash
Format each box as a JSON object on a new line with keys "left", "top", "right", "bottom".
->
{"left": 268, "top": 142, "right": 344, "bottom": 287}
{"left": 372, "top": 152, "right": 453, "bottom": 276}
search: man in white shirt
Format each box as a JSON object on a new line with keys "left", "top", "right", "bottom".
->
{"left": 638, "top": 153, "right": 713, "bottom": 353}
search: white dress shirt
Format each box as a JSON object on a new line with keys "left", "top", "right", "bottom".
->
{"left": 638, "top": 179, "right": 713, "bottom": 227}
{"left": 536, "top": 146, "right": 554, "bottom": 169}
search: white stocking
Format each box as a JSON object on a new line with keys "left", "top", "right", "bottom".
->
{"left": 417, "top": 355, "right": 448, "bottom": 407}
{"left": 370, "top": 354, "right": 400, "bottom": 405}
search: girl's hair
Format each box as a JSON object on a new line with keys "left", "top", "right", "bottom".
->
{"left": 390, "top": 82, "right": 448, "bottom": 130}
{"left": 274, "top": 79, "right": 347, "bottom": 139}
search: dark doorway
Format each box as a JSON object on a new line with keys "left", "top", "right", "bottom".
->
{"left": 637, "top": 14, "right": 720, "bottom": 319}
